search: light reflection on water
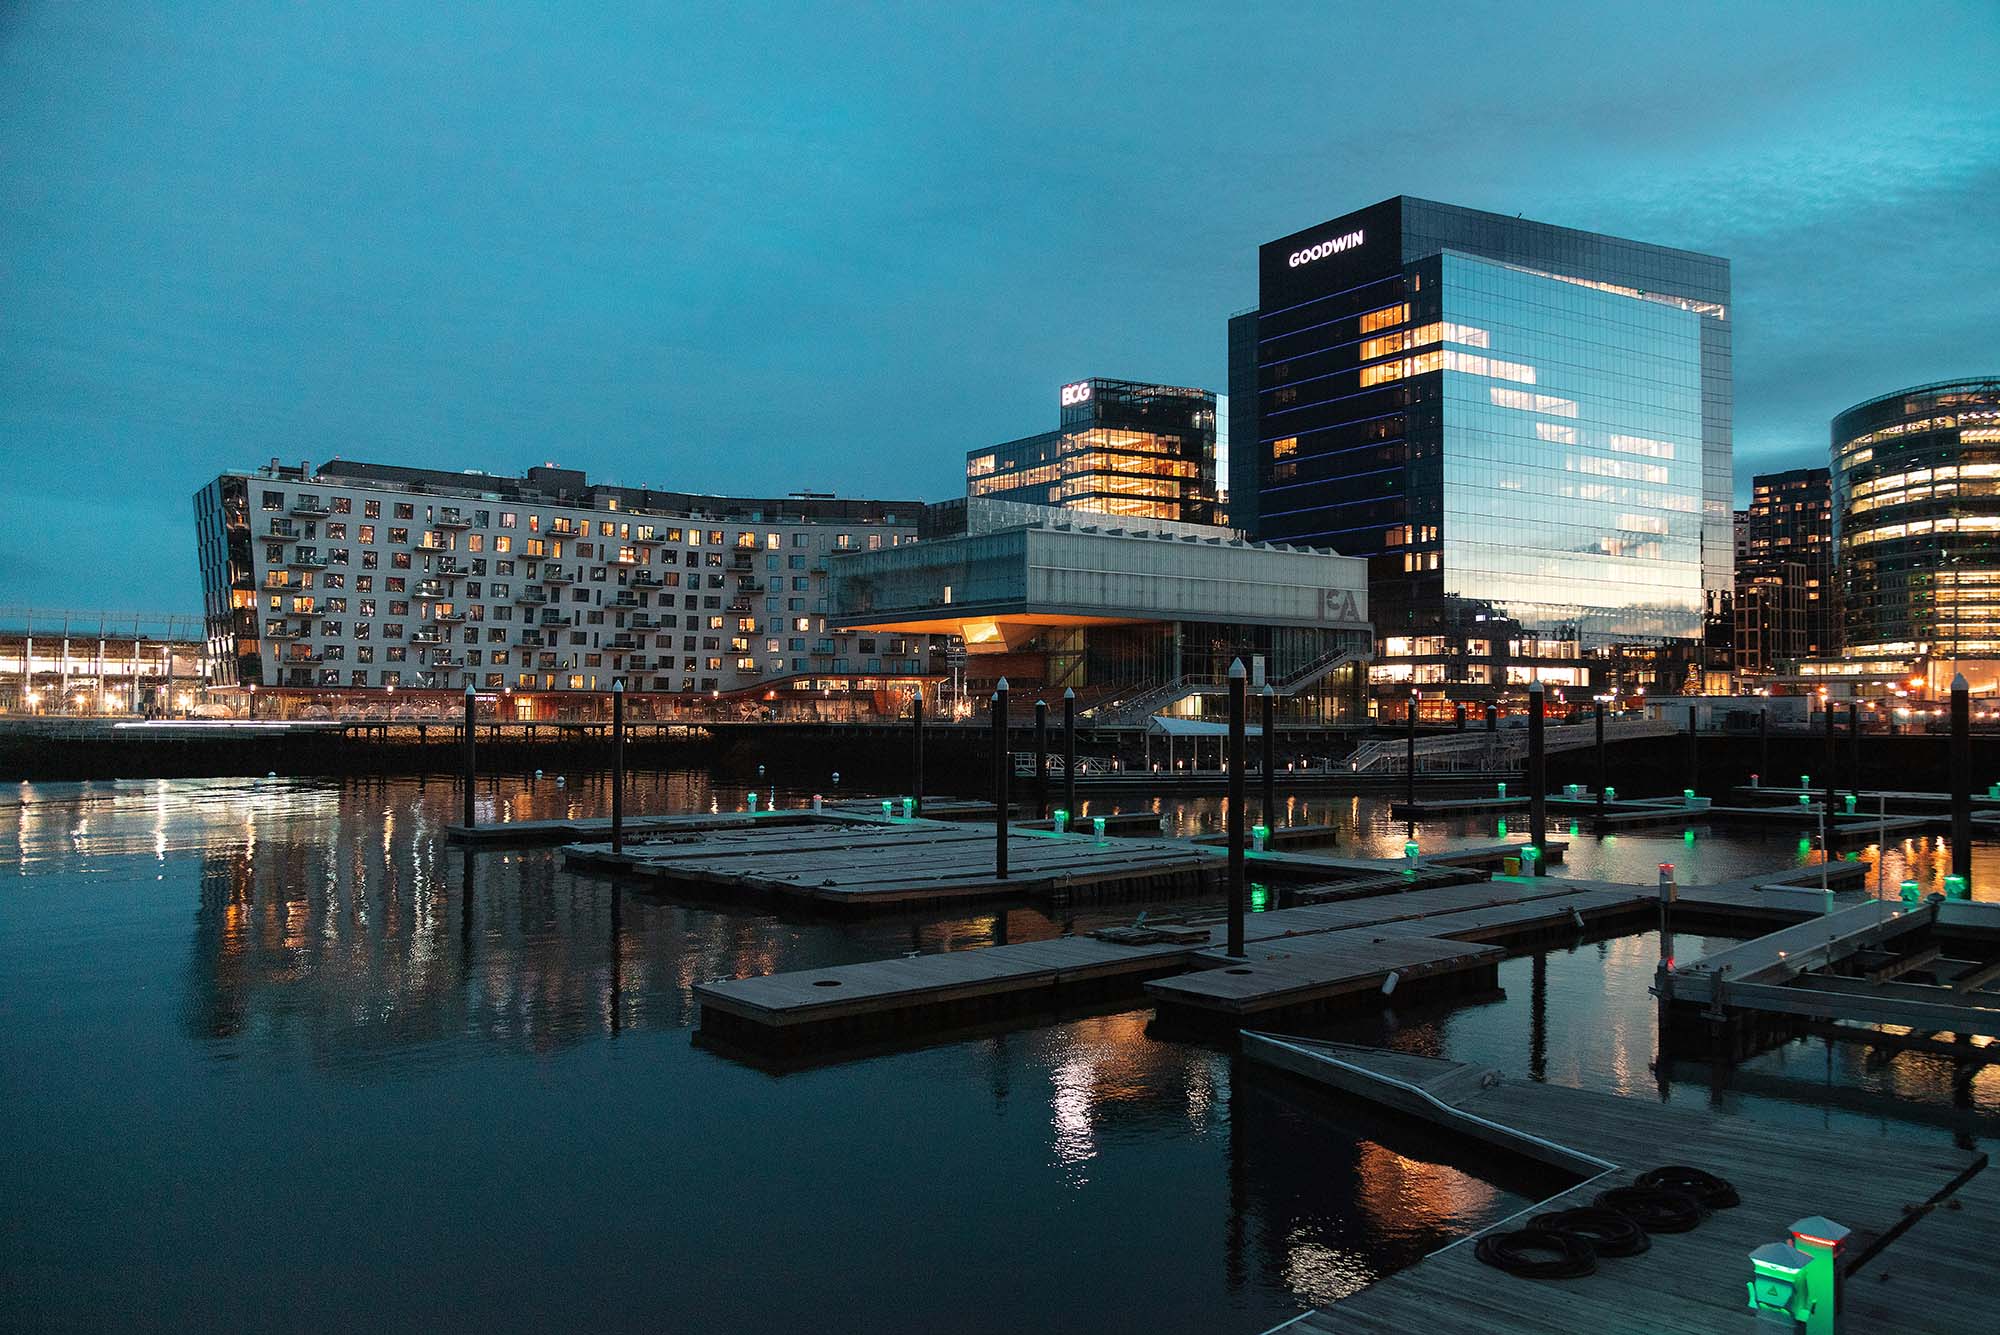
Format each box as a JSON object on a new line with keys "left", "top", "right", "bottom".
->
{"left": 2, "top": 774, "right": 1996, "bottom": 1333}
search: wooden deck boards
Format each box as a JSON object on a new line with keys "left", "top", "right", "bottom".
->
{"left": 1249, "top": 1036, "right": 1988, "bottom": 1335}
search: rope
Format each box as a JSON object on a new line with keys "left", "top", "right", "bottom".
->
{"left": 1474, "top": 1227, "right": 1598, "bottom": 1279}
{"left": 1634, "top": 1165, "right": 1741, "bottom": 1210}
{"left": 1532, "top": 1205, "right": 1651, "bottom": 1257}
{"left": 1595, "top": 1185, "right": 1706, "bottom": 1233}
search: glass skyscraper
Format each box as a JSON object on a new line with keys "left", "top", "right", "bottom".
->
{"left": 966, "top": 378, "right": 1218, "bottom": 524}
{"left": 1833, "top": 378, "right": 2000, "bottom": 665}
{"left": 1231, "top": 196, "right": 1732, "bottom": 712}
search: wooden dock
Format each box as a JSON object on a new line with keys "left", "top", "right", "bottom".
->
{"left": 1247, "top": 1035, "right": 1989, "bottom": 1335}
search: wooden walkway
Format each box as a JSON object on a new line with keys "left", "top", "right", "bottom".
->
{"left": 1247, "top": 1035, "right": 1989, "bottom": 1334}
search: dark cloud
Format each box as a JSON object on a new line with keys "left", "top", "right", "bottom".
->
{"left": 1, "top": 1, "right": 1994, "bottom": 610}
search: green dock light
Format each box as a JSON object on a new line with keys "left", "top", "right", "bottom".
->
{"left": 1989, "top": 782, "right": 2000, "bottom": 800}
{"left": 1604, "top": 785, "right": 1616, "bottom": 801}
{"left": 747, "top": 791, "right": 759, "bottom": 814}
{"left": 1496, "top": 817, "right": 1509, "bottom": 837}
{"left": 1252, "top": 823, "right": 1268, "bottom": 853}
{"left": 1799, "top": 793, "right": 1812, "bottom": 807}
{"left": 1569, "top": 821, "right": 1580, "bottom": 837}
{"left": 1092, "top": 815, "right": 1106, "bottom": 842}
{"left": 1497, "top": 781, "right": 1507, "bottom": 798}
{"left": 1800, "top": 774, "right": 1810, "bottom": 790}
{"left": 1844, "top": 794, "right": 1857, "bottom": 814}
{"left": 1787, "top": 1217, "right": 1849, "bottom": 1335}
{"left": 1684, "top": 827, "right": 1696, "bottom": 844}
{"left": 880, "top": 798, "right": 893, "bottom": 819}
{"left": 1523, "top": 845, "right": 1541, "bottom": 870}
{"left": 1404, "top": 839, "right": 1420, "bottom": 871}
{"left": 1747, "top": 1242, "right": 1817, "bottom": 1330}
{"left": 902, "top": 796, "right": 914, "bottom": 818}
{"left": 1900, "top": 878, "right": 1922, "bottom": 903}
{"left": 1053, "top": 808, "right": 1069, "bottom": 835}
{"left": 1946, "top": 874, "right": 1969, "bottom": 900}
{"left": 1684, "top": 787, "right": 1695, "bottom": 800}
{"left": 1249, "top": 883, "right": 1269, "bottom": 912}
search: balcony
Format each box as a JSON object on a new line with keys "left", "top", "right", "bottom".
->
{"left": 411, "top": 629, "right": 448, "bottom": 646}
{"left": 609, "top": 636, "right": 640, "bottom": 651}
{"left": 611, "top": 594, "right": 641, "bottom": 610}
{"left": 431, "top": 610, "right": 466, "bottom": 624}
{"left": 286, "top": 550, "right": 328, "bottom": 569}
{"left": 631, "top": 572, "right": 664, "bottom": 588}
{"left": 730, "top": 552, "right": 754, "bottom": 569}
{"left": 265, "top": 621, "right": 306, "bottom": 639}
{"left": 541, "top": 567, "right": 576, "bottom": 584}
{"left": 515, "top": 587, "right": 549, "bottom": 605}
{"left": 266, "top": 520, "right": 301, "bottom": 540}
{"left": 726, "top": 600, "right": 752, "bottom": 613}
{"left": 737, "top": 577, "right": 765, "bottom": 593}
{"left": 432, "top": 562, "right": 467, "bottom": 578}
{"left": 289, "top": 498, "right": 331, "bottom": 517}
{"left": 284, "top": 650, "right": 324, "bottom": 664}
{"left": 811, "top": 641, "right": 836, "bottom": 656}
{"left": 537, "top": 610, "right": 570, "bottom": 628}
{"left": 434, "top": 510, "right": 473, "bottom": 529}
{"left": 415, "top": 580, "right": 449, "bottom": 599}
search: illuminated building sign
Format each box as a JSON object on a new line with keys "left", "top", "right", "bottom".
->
{"left": 1060, "top": 381, "right": 1093, "bottom": 408}
{"left": 1288, "top": 230, "right": 1365, "bottom": 268}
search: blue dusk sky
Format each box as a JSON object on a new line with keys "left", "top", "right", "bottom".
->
{"left": 3, "top": 2, "right": 1996, "bottom": 612}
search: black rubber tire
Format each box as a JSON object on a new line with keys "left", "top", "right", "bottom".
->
{"left": 1594, "top": 1185, "right": 1706, "bottom": 1233}
{"left": 1474, "top": 1227, "right": 1598, "bottom": 1279}
{"left": 1634, "top": 1165, "right": 1741, "bottom": 1210}
{"left": 1532, "top": 1205, "right": 1651, "bottom": 1257}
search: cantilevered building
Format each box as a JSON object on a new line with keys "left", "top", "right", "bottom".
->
{"left": 1231, "top": 196, "right": 1732, "bottom": 711}
{"left": 194, "top": 459, "right": 934, "bottom": 711}
{"left": 966, "top": 378, "right": 1219, "bottom": 525}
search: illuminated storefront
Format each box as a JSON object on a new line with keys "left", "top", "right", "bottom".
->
{"left": 1230, "top": 196, "right": 1732, "bottom": 711}
{"left": 965, "top": 378, "right": 1219, "bottom": 525}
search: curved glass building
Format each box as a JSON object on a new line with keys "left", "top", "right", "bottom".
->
{"left": 1833, "top": 378, "right": 2000, "bottom": 670}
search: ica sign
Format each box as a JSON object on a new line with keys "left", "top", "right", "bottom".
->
{"left": 1060, "top": 381, "right": 1093, "bottom": 407}
{"left": 1288, "top": 229, "right": 1365, "bottom": 269}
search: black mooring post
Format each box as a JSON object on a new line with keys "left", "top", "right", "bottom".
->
{"left": 1486, "top": 702, "right": 1498, "bottom": 734}
{"left": 1822, "top": 696, "right": 1837, "bottom": 820}
{"left": 1528, "top": 681, "right": 1547, "bottom": 875}
{"left": 993, "top": 679, "right": 1009, "bottom": 879}
{"left": 1687, "top": 703, "right": 1700, "bottom": 796}
{"left": 461, "top": 683, "right": 476, "bottom": 830}
{"left": 1848, "top": 700, "right": 1862, "bottom": 800}
{"left": 1952, "top": 673, "right": 1971, "bottom": 891}
{"left": 1227, "top": 659, "right": 1246, "bottom": 958}
{"left": 1261, "top": 684, "right": 1276, "bottom": 832}
{"left": 1759, "top": 703, "right": 1770, "bottom": 784}
{"left": 1595, "top": 698, "right": 1607, "bottom": 818}
{"left": 1455, "top": 702, "right": 1466, "bottom": 732}
{"left": 1062, "top": 688, "right": 1076, "bottom": 824}
{"left": 1034, "top": 699, "right": 1048, "bottom": 820}
{"left": 911, "top": 685, "right": 925, "bottom": 817}
{"left": 1405, "top": 690, "right": 1418, "bottom": 834}
{"left": 611, "top": 679, "right": 625, "bottom": 853}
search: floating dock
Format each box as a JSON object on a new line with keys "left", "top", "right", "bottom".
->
{"left": 694, "top": 866, "right": 1869, "bottom": 1052}
{"left": 1662, "top": 894, "right": 2000, "bottom": 1059}
{"left": 1247, "top": 1035, "right": 1991, "bottom": 1335}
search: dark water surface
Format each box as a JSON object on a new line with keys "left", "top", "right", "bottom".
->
{"left": 2, "top": 775, "right": 1994, "bottom": 1333}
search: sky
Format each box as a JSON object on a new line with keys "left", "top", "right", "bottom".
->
{"left": 3, "top": 2, "right": 1996, "bottom": 613}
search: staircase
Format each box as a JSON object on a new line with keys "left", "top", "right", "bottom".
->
{"left": 1346, "top": 717, "right": 1680, "bottom": 774}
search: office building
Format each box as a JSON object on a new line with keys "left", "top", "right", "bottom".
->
{"left": 1230, "top": 196, "right": 1731, "bottom": 712}
{"left": 194, "top": 459, "right": 935, "bottom": 713}
{"left": 1734, "top": 467, "right": 1834, "bottom": 677}
{"left": 966, "top": 378, "right": 1219, "bottom": 524}
{"left": 1821, "top": 377, "right": 2000, "bottom": 694}
{"left": 832, "top": 498, "right": 1371, "bottom": 724}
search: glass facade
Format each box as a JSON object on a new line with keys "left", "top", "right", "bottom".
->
{"left": 1834, "top": 378, "right": 2000, "bottom": 658}
{"left": 966, "top": 378, "right": 1218, "bottom": 523}
{"left": 1236, "top": 195, "right": 1731, "bottom": 709}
